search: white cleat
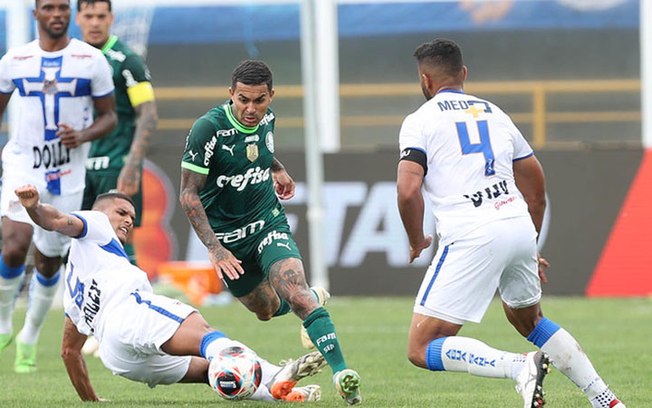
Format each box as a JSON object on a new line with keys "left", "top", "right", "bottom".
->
{"left": 282, "top": 384, "right": 322, "bottom": 402}
{"left": 301, "top": 287, "right": 331, "bottom": 349}
{"left": 515, "top": 351, "right": 550, "bottom": 408}
{"left": 268, "top": 351, "right": 327, "bottom": 400}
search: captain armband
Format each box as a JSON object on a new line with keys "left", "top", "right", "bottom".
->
{"left": 399, "top": 147, "right": 428, "bottom": 175}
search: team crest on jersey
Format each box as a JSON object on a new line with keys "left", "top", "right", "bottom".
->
{"left": 246, "top": 143, "right": 259, "bottom": 162}
{"left": 266, "top": 131, "right": 275, "bottom": 153}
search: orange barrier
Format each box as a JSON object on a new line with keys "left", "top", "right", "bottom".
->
{"left": 157, "top": 261, "right": 222, "bottom": 306}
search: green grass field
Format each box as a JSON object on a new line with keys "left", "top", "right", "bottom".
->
{"left": 0, "top": 296, "right": 649, "bottom": 407}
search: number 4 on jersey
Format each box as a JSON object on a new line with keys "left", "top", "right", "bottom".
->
{"left": 456, "top": 120, "right": 495, "bottom": 176}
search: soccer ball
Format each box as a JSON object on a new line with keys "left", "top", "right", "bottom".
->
{"left": 208, "top": 346, "right": 262, "bottom": 401}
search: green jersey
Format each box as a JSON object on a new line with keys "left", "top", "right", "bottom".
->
{"left": 181, "top": 101, "right": 283, "bottom": 236}
{"left": 86, "top": 36, "right": 154, "bottom": 171}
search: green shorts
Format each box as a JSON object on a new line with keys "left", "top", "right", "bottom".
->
{"left": 82, "top": 169, "right": 143, "bottom": 226}
{"left": 222, "top": 221, "right": 302, "bottom": 297}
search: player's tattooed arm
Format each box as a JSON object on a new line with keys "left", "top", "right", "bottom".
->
{"left": 118, "top": 101, "right": 159, "bottom": 196}
{"left": 14, "top": 185, "right": 84, "bottom": 238}
{"left": 179, "top": 169, "right": 244, "bottom": 280}
{"left": 271, "top": 158, "right": 295, "bottom": 200}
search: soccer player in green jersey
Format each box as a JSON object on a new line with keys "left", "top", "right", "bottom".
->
{"left": 180, "top": 60, "right": 361, "bottom": 405}
{"left": 76, "top": 0, "right": 158, "bottom": 265}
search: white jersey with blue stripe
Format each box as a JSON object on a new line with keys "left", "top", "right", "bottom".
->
{"left": 64, "top": 211, "right": 151, "bottom": 340}
{"left": 0, "top": 39, "right": 114, "bottom": 195}
{"left": 399, "top": 89, "right": 533, "bottom": 243}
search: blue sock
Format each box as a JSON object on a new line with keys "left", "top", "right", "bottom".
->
{"left": 526, "top": 317, "right": 561, "bottom": 348}
{"left": 0, "top": 259, "right": 25, "bottom": 280}
{"left": 200, "top": 330, "right": 227, "bottom": 359}
{"left": 425, "top": 337, "right": 447, "bottom": 371}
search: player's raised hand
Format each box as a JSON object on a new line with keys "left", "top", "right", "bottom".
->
{"left": 409, "top": 234, "right": 433, "bottom": 264}
{"left": 57, "top": 123, "right": 85, "bottom": 148}
{"left": 272, "top": 168, "right": 295, "bottom": 200}
{"left": 14, "top": 184, "right": 40, "bottom": 209}
{"left": 208, "top": 245, "right": 244, "bottom": 281}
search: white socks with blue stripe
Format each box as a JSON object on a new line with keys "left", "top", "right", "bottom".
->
{"left": 0, "top": 261, "right": 25, "bottom": 335}
{"left": 528, "top": 317, "right": 616, "bottom": 407}
{"left": 17, "top": 268, "right": 61, "bottom": 345}
{"left": 426, "top": 336, "right": 527, "bottom": 379}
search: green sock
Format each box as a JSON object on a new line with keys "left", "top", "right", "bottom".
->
{"left": 303, "top": 307, "right": 347, "bottom": 374}
{"left": 273, "top": 297, "right": 292, "bottom": 317}
{"left": 124, "top": 242, "right": 137, "bottom": 266}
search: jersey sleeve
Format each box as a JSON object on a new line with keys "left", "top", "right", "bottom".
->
{"left": 509, "top": 121, "right": 534, "bottom": 160}
{"left": 71, "top": 211, "right": 115, "bottom": 245}
{"left": 0, "top": 52, "right": 15, "bottom": 94}
{"left": 181, "top": 117, "right": 216, "bottom": 175}
{"left": 121, "top": 53, "right": 155, "bottom": 107}
{"left": 399, "top": 112, "right": 426, "bottom": 152}
{"left": 91, "top": 52, "right": 115, "bottom": 98}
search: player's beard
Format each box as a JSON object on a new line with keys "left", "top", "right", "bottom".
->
{"left": 42, "top": 19, "right": 70, "bottom": 40}
{"left": 421, "top": 82, "right": 434, "bottom": 101}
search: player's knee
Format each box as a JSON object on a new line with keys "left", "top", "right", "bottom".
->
{"left": 406, "top": 345, "right": 427, "bottom": 368}
{"left": 255, "top": 311, "right": 274, "bottom": 321}
{"left": 1, "top": 242, "right": 30, "bottom": 265}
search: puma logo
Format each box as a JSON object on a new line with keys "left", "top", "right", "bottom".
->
{"left": 276, "top": 242, "right": 291, "bottom": 251}
{"left": 188, "top": 150, "right": 198, "bottom": 161}
{"left": 222, "top": 144, "right": 235, "bottom": 156}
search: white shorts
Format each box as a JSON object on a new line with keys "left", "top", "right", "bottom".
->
{"left": 1, "top": 175, "right": 82, "bottom": 257}
{"left": 98, "top": 291, "right": 197, "bottom": 388}
{"left": 413, "top": 216, "right": 542, "bottom": 324}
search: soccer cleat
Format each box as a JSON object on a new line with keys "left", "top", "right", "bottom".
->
{"left": 268, "top": 351, "right": 327, "bottom": 400}
{"left": 0, "top": 333, "right": 13, "bottom": 353}
{"left": 81, "top": 336, "right": 101, "bottom": 358}
{"left": 515, "top": 351, "right": 550, "bottom": 408}
{"left": 14, "top": 339, "right": 37, "bottom": 374}
{"left": 283, "top": 385, "right": 322, "bottom": 402}
{"left": 334, "top": 368, "right": 362, "bottom": 405}
{"left": 301, "top": 287, "right": 331, "bottom": 349}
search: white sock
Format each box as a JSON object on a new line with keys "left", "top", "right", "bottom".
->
{"left": 427, "top": 336, "right": 526, "bottom": 379}
{"left": 591, "top": 388, "right": 618, "bottom": 408}
{"left": 17, "top": 269, "right": 61, "bottom": 345}
{"left": 0, "top": 268, "right": 25, "bottom": 335}
{"left": 528, "top": 318, "right": 614, "bottom": 402}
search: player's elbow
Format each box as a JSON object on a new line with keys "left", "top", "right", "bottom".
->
{"left": 526, "top": 192, "right": 546, "bottom": 214}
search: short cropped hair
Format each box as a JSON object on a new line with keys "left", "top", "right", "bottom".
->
{"left": 77, "top": 0, "right": 112, "bottom": 12}
{"left": 414, "top": 38, "right": 464, "bottom": 78}
{"left": 36, "top": 0, "right": 71, "bottom": 7}
{"left": 92, "top": 190, "right": 135, "bottom": 209}
{"left": 231, "top": 60, "right": 273, "bottom": 92}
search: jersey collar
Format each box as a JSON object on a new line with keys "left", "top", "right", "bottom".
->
{"left": 437, "top": 89, "right": 465, "bottom": 95}
{"left": 100, "top": 35, "right": 118, "bottom": 54}
{"left": 224, "top": 102, "right": 259, "bottom": 134}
